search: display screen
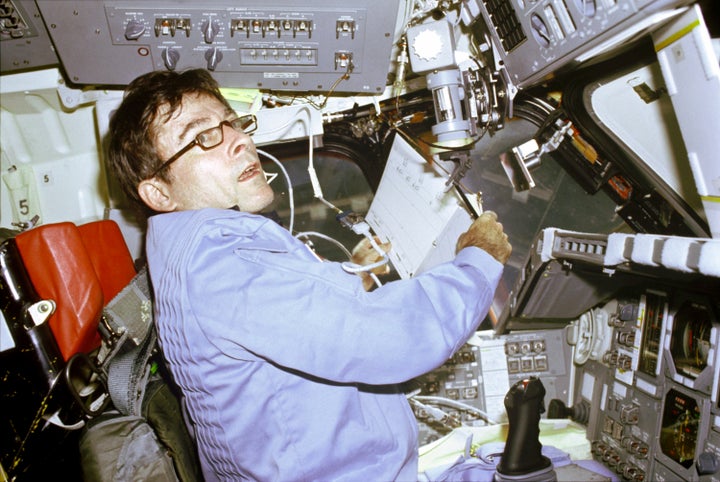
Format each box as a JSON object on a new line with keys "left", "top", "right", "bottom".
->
{"left": 670, "top": 301, "right": 712, "bottom": 379}
{"left": 638, "top": 292, "right": 666, "bottom": 377}
{"left": 660, "top": 388, "right": 700, "bottom": 469}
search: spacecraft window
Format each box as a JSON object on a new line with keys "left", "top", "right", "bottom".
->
{"left": 436, "top": 116, "right": 625, "bottom": 323}
{"left": 260, "top": 145, "right": 374, "bottom": 263}
{"left": 262, "top": 117, "right": 624, "bottom": 327}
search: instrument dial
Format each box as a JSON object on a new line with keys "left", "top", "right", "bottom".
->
{"left": 530, "top": 14, "right": 551, "bottom": 47}
{"left": 670, "top": 301, "right": 712, "bottom": 379}
{"left": 574, "top": 0, "right": 597, "bottom": 17}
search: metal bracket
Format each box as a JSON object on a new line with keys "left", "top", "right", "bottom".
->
{"left": 28, "top": 299, "right": 56, "bottom": 326}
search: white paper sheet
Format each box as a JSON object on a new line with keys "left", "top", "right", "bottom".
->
{"left": 366, "top": 134, "right": 475, "bottom": 278}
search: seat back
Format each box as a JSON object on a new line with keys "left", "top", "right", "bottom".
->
{"left": 1, "top": 219, "right": 137, "bottom": 480}
{"left": 15, "top": 220, "right": 137, "bottom": 361}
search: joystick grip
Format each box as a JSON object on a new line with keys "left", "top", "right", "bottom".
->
{"left": 495, "top": 377, "right": 556, "bottom": 481}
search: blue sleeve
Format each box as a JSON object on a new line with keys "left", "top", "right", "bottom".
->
{"left": 185, "top": 217, "right": 503, "bottom": 385}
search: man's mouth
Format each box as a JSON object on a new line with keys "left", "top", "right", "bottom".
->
{"left": 238, "top": 163, "right": 260, "bottom": 182}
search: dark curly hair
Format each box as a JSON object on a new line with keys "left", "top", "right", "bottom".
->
{"left": 107, "top": 69, "right": 233, "bottom": 210}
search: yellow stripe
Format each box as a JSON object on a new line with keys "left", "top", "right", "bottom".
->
{"left": 701, "top": 195, "right": 720, "bottom": 203}
{"left": 655, "top": 19, "right": 700, "bottom": 52}
{"left": 219, "top": 87, "right": 260, "bottom": 104}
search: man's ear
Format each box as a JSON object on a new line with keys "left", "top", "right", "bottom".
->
{"left": 138, "top": 178, "right": 177, "bottom": 212}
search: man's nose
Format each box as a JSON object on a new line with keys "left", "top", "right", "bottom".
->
{"left": 224, "top": 124, "right": 249, "bottom": 155}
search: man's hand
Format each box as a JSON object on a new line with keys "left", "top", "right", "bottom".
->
{"left": 351, "top": 237, "right": 392, "bottom": 291}
{"left": 456, "top": 211, "right": 512, "bottom": 264}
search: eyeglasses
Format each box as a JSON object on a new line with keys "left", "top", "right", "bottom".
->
{"left": 149, "top": 114, "right": 257, "bottom": 178}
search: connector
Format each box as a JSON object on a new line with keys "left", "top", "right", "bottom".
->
{"left": 336, "top": 211, "right": 365, "bottom": 230}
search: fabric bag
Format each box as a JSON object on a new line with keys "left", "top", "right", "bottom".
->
{"left": 78, "top": 268, "right": 202, "bottom": 482}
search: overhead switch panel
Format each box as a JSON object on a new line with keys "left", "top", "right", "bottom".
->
{"left": 35, "top": 0, "right": 401, "bottom": 93}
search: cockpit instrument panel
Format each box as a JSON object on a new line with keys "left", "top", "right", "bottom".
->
{"left": 0, "top": 0, "right": 58, "bottom": 73}
{"left": 660, "top": 388, "right": 703, "bottom": 470}
{"left": 461, "top": 0, "right": 695, "bottom": 89}
{"left": 664, "top": 294, "right": 719, "bottom": 399}
{"left": 568, "top": 288, "right": 720, "bottom": 482}
{"left": 637, "top": 291, "right": 666, "bottom": 379}
{"left": 34, "top": 0, "right": 401, "bottom": 93}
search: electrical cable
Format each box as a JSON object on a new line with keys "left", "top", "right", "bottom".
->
{"left": 256, "top": 105, "right": 316, "bottom": 212}
{"left": 294, "top": 231, "right": 353, "bottom": 259}
{"left": 257, "top": 148, "right": 295, "bottom": 235}
{"left": 407, "top": 397, "right": 460, "bottom": 430}
{"left": 255, "top": 103, "right": 315, "bottom": 139}
{"left": 337, "top": 217, "right": 390, "bottom": 278}
{"left": 258, "top": 105, "right": 388, "bottom": 285}
{"left": 258, "top": 105, "right": 341, "bottom": 217}
{"left": 298, "top": 61, "right": 355, "bottom": 111}
{"left": 394, "top": 120, "right": 487, "bottom": 152}
{"left": 413, "top": 395, "right": 499, "bottom": 425}
{"left": 295, "top": 231, "right": 384, "bottom": 288}
{"left": 367, "top": 272, "right": 383, "bottom": 288}
{"left": 341, "top": 257, "right": 389, "bottom": 274}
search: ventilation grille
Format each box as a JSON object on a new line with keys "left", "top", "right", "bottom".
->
{"left": 483, "top": 0, "right": 526, "bottom": 52}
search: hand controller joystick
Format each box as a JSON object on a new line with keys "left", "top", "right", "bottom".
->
{"left": 495, "top": 377, "right": 557, "bottom": 482}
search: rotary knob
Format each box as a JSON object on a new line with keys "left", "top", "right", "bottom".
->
{"left": 124, "top": 19, "right": 145, "bottom": 40}
{"left": 205, "top": 47, "right": 223, "bottom": 71}
{"left": 697, "top": 453, "right": 719, "bottom": 476}
{"left": 201, "top": 18, "right": 220, "bottom": 43}
{"left": 162, "top": 47, "right": 180, "bottom": 71}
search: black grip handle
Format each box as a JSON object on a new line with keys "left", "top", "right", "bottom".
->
{"left": 496, "top": 377, "right": 553, "bottom": 477}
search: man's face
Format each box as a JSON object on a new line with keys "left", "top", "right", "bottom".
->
{"left": 150, "top": 92, "right": 275, "bottom": 213}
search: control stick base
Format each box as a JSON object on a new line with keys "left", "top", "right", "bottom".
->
{"left": 495, "top": 463, "right": 556, "bottom": 482}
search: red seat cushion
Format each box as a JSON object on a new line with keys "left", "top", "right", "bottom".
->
{"left": 78, "top": 220, "right": 136, "bottom": 302}
{"left": 15, "top": 220, "right": 136, "bottom": 361}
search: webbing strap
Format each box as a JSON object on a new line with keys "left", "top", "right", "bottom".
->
{"left": 107, "top": 324, "right": 156, "bottom": 416}
{"left": 102, "top": 265, "right": 153, "bottom": 347}
{"left": 100, "top": 267, "right": 156, "bottom": 417}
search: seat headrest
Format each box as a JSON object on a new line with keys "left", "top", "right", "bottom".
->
{"left": 15, "top": 220, "right": 136, "bottom": 361}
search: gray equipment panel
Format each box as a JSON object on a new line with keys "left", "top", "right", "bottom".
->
{"left": 411, "top": 328, "right": 573, "bottom": 445}
{"left": 569, "top": 289, "right": 720, "bottom": 481}
{"left": 0, "top": 0, "right": 59, "bottom": 74}
{"left": 462, "top": 0, "right": 694, "bottom": 89}
{"left": 496, "top": 227, "right": 720, "bottom": 480}
{"left": 35, "top": 0, "right": 400, "bottom": 93}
